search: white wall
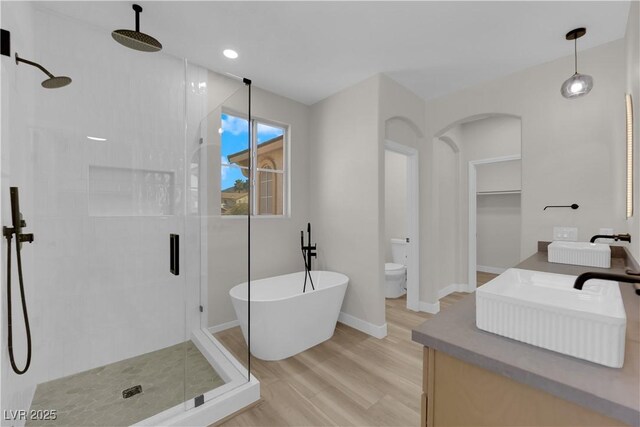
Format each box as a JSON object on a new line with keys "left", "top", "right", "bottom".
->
{"left": 310, "top": 75, "right": 385, "bottom": 330}
{"left": 422, "top": 39, "right": 627, "bottom": 305}
{"left": 460, "top": 116, "right": 521, "bottom": 161}
{"left": 476, "top": 160, "right": 522, "bottom": 193}
{"left": 477, "top": 194, "right": 522, "bottom": 271}
{"left": 1, "top": 2, "right": 38, "bottom": 422}
{"left": 384, "top": 150, "right": 406, "bottom": 261}
{"left": 433, "top": 139, "right": 459, "bottom": 293}
{"left": 430, "top": 128, "right": 464, "bottom": 291}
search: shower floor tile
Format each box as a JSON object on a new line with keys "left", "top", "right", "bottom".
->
{"left": 27, "top": 341, "right": 225, "bottom": 426}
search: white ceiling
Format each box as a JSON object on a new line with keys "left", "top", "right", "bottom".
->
{"left": 37, "top": 1, "right": 631, "bottom": 105}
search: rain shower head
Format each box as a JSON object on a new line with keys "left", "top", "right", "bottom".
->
{"left": 112, "top": 4, "right": 162, "bottom": 52}
{"left": 15, "top": 53, "right": 72, "bottom": 89}
{"left": 41, "top": 76, "right": 72, "bottom": 89}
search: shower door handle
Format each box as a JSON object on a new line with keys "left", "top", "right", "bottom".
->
{"left": 170, "top": 234, "right": 179, "bottom": 276}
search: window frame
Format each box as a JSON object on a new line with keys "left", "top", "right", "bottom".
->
{"left": 258, "top": 161, "right": 276, "bottom": 215}
{"left": 220, "top": 109, "right": 289, "bottom": 218}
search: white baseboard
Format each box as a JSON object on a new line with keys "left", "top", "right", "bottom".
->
{"left": 437, "top": 283, "right": 471, "bottom": 299}
{"left": 338, "top": 312, "right": 387, "bottom": 339}
{"left": 420, "top": 283, "right": 472, "bottom": 315}
{"left": 419, "top": 300, "right": 440, "bottom": 314}
{"left": 477, "top": 265, "right": 507, "bottom": 275}
{"left": 208, "top": 320, "right": 240, "bottom": 334}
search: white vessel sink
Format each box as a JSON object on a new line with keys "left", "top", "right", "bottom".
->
{"left": 476, "top": 268, "right": 626, "bottom": 368}
{"left": 548, "top": 241, "right": 611, "bottom": 268}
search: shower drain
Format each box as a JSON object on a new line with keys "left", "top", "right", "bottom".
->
{"left": 122, "top": 385, "right": 143, "bottom": 399}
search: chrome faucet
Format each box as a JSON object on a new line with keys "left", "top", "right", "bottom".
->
{"left": 589, "top": 233, "right": 631, "bottom": 243}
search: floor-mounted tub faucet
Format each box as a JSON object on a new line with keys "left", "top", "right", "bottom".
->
{"left": 302, "top": 223, "right": 317, "bottom": 271}
{"left": 301, "top": 222, "right": 317, "bottom": 292}
{"left": 589, "top": 233, "right": 631, "bottom": 243}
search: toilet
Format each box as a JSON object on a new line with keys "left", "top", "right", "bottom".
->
{"left": 385, "top": 238, "right": 407, "bottom": 298}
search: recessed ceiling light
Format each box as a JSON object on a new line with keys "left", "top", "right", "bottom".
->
{"left": 87, "top": 136, "right": 107, "bottom": 141}
{"left": 223, "top": 49, "right": 238, "bottom": 59}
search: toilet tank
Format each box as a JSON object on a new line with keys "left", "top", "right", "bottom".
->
{"left": 390, "top": 238, "right": 407, "bottom": 265}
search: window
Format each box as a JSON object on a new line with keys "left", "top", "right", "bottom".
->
{"left": 220, "top": 112, "right": 286, "bottom": 216}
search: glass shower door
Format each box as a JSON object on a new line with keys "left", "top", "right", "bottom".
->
{"left": 182, "top": 73, "right": 253, "bottom": 410}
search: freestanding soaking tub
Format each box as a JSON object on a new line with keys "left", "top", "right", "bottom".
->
{"left": 230, "top": 271, "right": 349, "bottom": 361}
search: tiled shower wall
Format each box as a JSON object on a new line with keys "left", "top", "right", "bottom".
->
{"left": 1, "top": 2, "right": 39, "bottom": 422}
{"left": 26, "top": 6, "right": 190, "bottom": 383}
{"left": 1, "top": 4, "right": 209, "bottom": 419}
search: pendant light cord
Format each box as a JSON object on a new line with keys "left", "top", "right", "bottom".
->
{"left": 574, "top": 38, "right": 578, "bottom": 74}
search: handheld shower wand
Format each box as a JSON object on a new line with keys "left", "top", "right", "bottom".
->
{"left": 3, "top": 187, "right": 34, "bottom": 374}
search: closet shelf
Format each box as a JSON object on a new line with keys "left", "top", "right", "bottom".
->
{"left": 477, "top": 190, "right": 521, "bottom": 195}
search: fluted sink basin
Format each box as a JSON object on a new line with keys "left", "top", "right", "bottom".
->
{"left": 476, "top": 268, "right": 626, "bottom": 367}
{"left": 548, "top": 241, "right": 611, "bottom": 268}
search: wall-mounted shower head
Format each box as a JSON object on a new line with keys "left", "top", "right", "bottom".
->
{"left": 41, "top": 76, "right": 72, "bottom": 89}
{"left": 15, "top": 53, "right": 72, "bottom": 89}
{"left": 112, "top": 4, "right": 162, "bottom": 52}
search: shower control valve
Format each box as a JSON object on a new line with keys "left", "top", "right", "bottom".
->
{"left": 3, "top": 228, "right": 34, "bottom": 249}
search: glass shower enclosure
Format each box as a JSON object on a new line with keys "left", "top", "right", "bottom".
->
{"left": 1, "top": 2, "right": 256, "bottom": 426}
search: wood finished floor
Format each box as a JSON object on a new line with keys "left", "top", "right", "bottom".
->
{"left": 215, "top": 272, "right": 498, "bottom": 427}
{"left": 476, "top": 271, "right": 499, "bottom": 287}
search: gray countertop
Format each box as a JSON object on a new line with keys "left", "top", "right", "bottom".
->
{"left": 412, "top": 251, "right": 640, "bottom": 426}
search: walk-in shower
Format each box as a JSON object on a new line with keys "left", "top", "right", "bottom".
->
{"left": 1, "top": 2, "right": 257, "bottom": 426}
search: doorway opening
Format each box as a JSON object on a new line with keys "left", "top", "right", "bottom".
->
{"left": 384, "top": 141, "right": 419, "bottom": 312}
{"left": 469, "top": 156, "right": 522, "bottom": 290}
{"left": 432, "top": 114, "right": 522, "bottom": 302}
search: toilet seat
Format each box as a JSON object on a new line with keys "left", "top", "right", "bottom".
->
{"left": 385, "top": 262, "right": 405, "bottom": 272}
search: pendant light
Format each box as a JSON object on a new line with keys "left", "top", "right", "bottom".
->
{"left": 561, "top": 27, "right": 593, "bottom": 99}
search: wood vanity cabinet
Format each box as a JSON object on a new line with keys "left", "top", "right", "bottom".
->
{"left": 420, "top": 347, "right": 627, "bottom": 427}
